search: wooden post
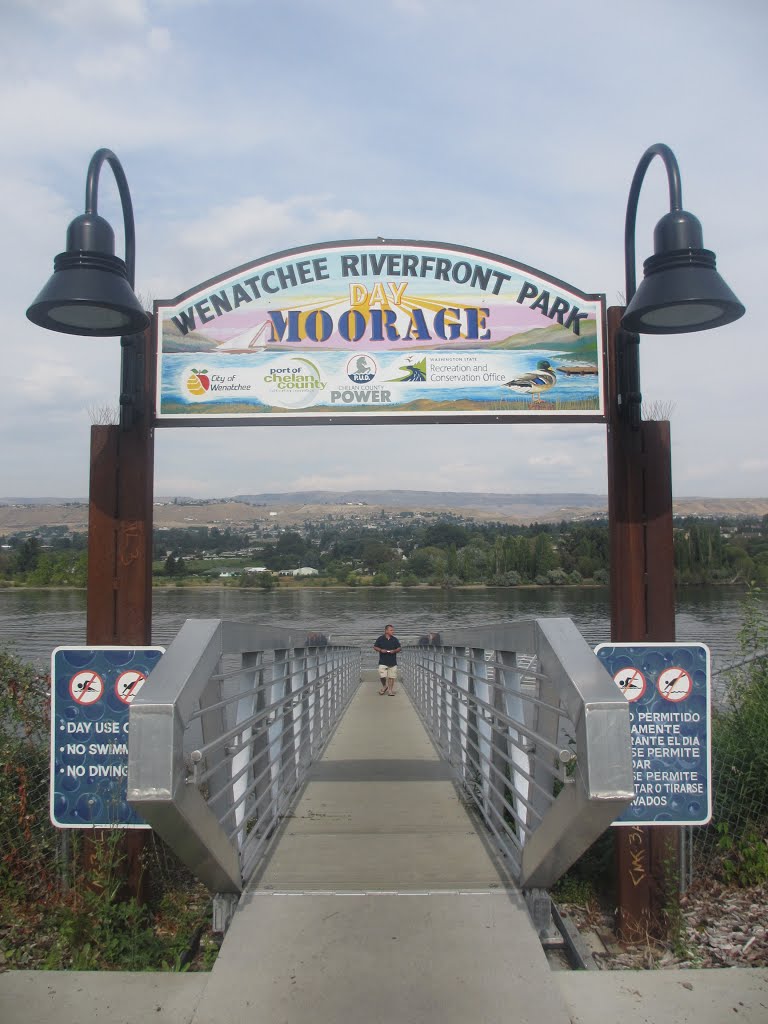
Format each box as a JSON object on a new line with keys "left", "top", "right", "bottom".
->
{"left": 84, "top": 321, "right": 156, "bottom": 901}
{"left": 606, "top": 305, "right": 679, "bottom": 939}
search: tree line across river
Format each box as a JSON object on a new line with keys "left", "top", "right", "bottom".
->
{"left": 2, "top": 513, "right": 767, "bottom": 589}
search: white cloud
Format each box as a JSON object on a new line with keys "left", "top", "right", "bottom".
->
{"left": 1, "top": 0, "right": 765, "bottom": 500}
{"left": 18, "top": 0, "right": 149, "bottom": 28}
{"left": 176, "top": 195, "right": 367, "bottom": 257}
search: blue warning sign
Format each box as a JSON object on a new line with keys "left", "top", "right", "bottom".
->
{"left": 50, "top": 646, "right": 164, "bottom": 829}
{"left": 595, "top": 643, "right": 711, "bottom": 827}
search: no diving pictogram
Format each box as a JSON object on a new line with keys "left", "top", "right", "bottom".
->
{"left": 115, "top": 670, "right": 147, "bottom": 705}
{"left": 613, "top": 667, "right": 646, "bottom": 702}
{"left": 69, "top": 670, "right": 104, "bottom": 705}
{"left": 657, "top": 667, "right": 693, "bottom": 702}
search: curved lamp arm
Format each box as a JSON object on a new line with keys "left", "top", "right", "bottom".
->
{"left": 624, "top": 143, "right": 681, "bottom": 304}
{"left": 26, "top": 148, "right": 149, "bottom": 339}
{"left": 617, "top": 143, "right": 744, "bottom": 428}
{"left": 85, "top": 148, "right": 137, "bottom": 288}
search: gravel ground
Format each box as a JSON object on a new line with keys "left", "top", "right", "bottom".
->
{"left": 561, "top": 879, "right": 768, "bottom": 970}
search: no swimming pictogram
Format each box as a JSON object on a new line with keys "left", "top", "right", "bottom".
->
{"left": 613, "top": 667, "right": 646, "bottom": 702}
{"left": 68, "top": 670, "right": 104, "bottom": 705}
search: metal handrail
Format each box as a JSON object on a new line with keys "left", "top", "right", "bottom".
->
{"left": 400, "top": 618, "right": 634, "bottom": 889}
{"left": 127, "top": 619, "right": 360, "bottom": 893}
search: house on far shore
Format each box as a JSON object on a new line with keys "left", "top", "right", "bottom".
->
{"left": 279, "top": 566, "right": 319, "bottom": 577}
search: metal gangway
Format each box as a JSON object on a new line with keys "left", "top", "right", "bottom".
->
{"left": 127, "top": 618, "right": 634, "bottom": 1023}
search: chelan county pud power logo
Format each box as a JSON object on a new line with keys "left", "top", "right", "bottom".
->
{"left": 346, "top": 354, "right": 377, "bottom": 384}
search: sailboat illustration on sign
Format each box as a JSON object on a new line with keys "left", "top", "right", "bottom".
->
{"left": 216, "top": 320, "right": 270, "bottom": 353}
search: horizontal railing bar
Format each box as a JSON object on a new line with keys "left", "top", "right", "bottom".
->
{"left": 406, "top": 656, "right": 562, "bottom": 719}
{"left": 422, "top": 675, "right": 568, "bottom": 764}
{"left": 196, "top": 695, "right": 317, "bottom": 786}
{"left": 417, "top": 670, "right": 564, "bottom": 725}
{"left": 193, "top": 673, "right": 342, "bottom": 761}
{"left": 221, "top": 730, "right": 315, "bottom": 823}
{"left": 191, "top": 649, "right": 356, "bottom": 721}
{"left": 440, "top": 725, "right": 550, "bottom": 828}
{"left": 219, "top": 753, "right": 279, "bottom": 831}
{"left": 399, "top": 620, "right": 634, "bottom": 891}
{"left": 439, "top": 747, "right": 530, "bottom": 846}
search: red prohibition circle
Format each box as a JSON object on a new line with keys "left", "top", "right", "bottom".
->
{"left": 613, "top": 667, "right": 647, "bottom": 702}
{"left": 69, "top": 670, "right": 104, "bottom": 705}
{"left": 115, "top": 670, "right": 147, "bottom": 705}
{"left": 657, "top": 667, "right": 693, "bottom": 702}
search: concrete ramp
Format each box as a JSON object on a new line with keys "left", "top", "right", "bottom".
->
{"left": 191, "top": 674, "right": 573, "bottom": 1023}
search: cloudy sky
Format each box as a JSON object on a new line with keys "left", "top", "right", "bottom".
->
{"left": 2, "top": 0, "right": 765, "bottom": 500}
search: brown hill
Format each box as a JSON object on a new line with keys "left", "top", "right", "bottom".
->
{"left": 0, "top": 493, "right": 766, "bottom": 533}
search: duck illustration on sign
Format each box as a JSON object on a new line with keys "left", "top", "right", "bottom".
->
{"left": 503, "top": 360, "right": 557, "bottom": 400}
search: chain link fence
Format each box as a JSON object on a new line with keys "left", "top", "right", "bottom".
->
{"left": 0, "top": 647, "right": 56, "bottom": 900}
{"left": 691, "top": 589, "right": 768, "bottom": 881}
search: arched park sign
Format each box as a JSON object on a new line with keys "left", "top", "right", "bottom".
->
{"left": 154, "top": 240, "right": 606, "bottom": 425}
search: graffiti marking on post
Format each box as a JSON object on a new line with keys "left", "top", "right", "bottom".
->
{"left": 627, "top": 825, "right": 647, "bottom": 887}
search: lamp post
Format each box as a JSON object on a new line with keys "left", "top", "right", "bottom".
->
{"left": 27, "top": 148, "right": 156, "bottom": 897}
{"left": 607, "top": 143, "right": 744, "bottom": 937}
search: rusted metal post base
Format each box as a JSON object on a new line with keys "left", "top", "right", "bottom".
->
{"left": 83, "top": 325, "right": 155, "bottom": 901}
{"left": 606, "top": 306, "right": 679, "bottom": 940}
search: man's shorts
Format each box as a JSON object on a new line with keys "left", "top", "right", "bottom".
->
{"left": 378, "top": 664, "right": 398, "bottom": 680}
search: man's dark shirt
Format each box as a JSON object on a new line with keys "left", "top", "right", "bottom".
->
{"left": 375, "top": 634, "right": 400, "bottom": 667}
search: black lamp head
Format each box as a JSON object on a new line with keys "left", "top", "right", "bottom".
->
{"left": 622, "top": 208, "right": 745, "bottom": 334}
{"left": 26, "top": 211, "right": 150, "bottom": 337}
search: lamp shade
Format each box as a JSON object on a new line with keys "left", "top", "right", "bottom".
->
{"left": 622, "top": 209, "right": 745, "bottom": 334}
{"left": 26, "top": 212, "right": 150, "bottom": 337}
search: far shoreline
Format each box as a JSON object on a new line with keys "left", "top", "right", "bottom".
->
{"left": 0, "top": 580, "right": 752, "bottom": 594}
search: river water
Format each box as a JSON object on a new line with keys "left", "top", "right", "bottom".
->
{"left": 0, "top": 585, "right": 758, "bottom": 679}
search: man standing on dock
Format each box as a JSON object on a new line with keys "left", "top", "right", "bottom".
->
{"left": 374, "top": 624, "right": 401, "bottom": 696}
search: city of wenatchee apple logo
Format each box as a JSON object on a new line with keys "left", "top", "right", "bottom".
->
{"left": 186, "top": 368, "right": 210, "bottom": 396}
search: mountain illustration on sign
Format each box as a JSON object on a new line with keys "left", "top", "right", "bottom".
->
{"left": 390, "top": 357, "right": 427, "bottom": 382}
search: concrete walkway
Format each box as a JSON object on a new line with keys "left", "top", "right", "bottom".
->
{"left": 189, "top": 671, "right": 571, "bottom": 1024}
{"left": 2, "top": 674, "right": 767, "bottom": 1023}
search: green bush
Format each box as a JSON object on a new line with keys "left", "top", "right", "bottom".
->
{"left": 698, "top": 586, "right": 768, "bottom": 882}
{"left": 0, "top": 646, "right": 217, "bottom": 971}
{"left": 716, "top": 823, "right": 768, "bottom": 887}
{"left": 0, "top": 648, "right": 55, "bottom": 896}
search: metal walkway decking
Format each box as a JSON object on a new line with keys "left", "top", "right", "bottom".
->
{"left": 189, "top": 671, "right": 573, "bottom": 1023}
{"left": 2, "top": 672, "right": 767, "bottom": 1022}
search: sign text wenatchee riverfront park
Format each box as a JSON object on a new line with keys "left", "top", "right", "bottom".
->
{"left": 155, "top": 240, "right": 606, "bottom": 426}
